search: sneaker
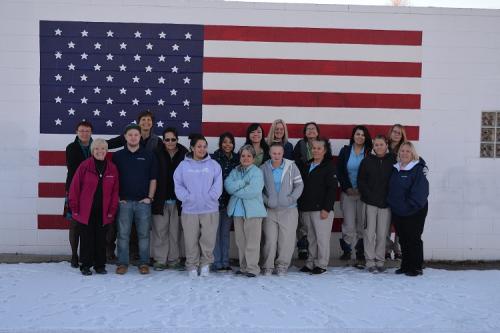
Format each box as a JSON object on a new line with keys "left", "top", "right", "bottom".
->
{"left": 299, "top": 266, "right": 312, "bottom": 273}
{"left": 153, "top": 262, "right": 167, "bottom": 271}
{"left": 311, "top": 267, "right": 327, "bottom": 275}
{"left": 188, "top": 269, "right": 198, "bottom": 278}
{"left": 94, "top": 267, "right": 107, "bottom": 275}
{"left": 245, "top": 272, "right": 257, "bottom": 278}
{"left": 200, "top": 265, "right": 210, "bottom": 277}
{"left": 80, "top": 266, "right": 92, "bottom": 276}
{"left": 367, "top": 266, "right": 377, "bottom": 273}
{"left": 262, "top": 268, "right": 273, "bottom": 276}
{"left": 235, "top": 270, "right": 245, "bottom": 275}
{"left": 376, "top": 266, "right": 386, "bottom": 273}
{"left": 276, "top": 268, "right": 287, "bottom": 277}
{"left": 116, "top": 265, "right": 128, "bottom": 275}
{"left": 339, "top": 251, "right": 351, "bottom": 261}
{"left": 138, "top": 265, "right": 150, "bottom": 275}
{"left": 70, "top": 255, "right": 79, "bottom": 268}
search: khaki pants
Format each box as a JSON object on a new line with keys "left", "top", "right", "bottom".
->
{"left": 151, "top": 203, "right": 181, "bottom": 264}
{"left": 340, "top": 192, "right": 364, "bottom": 247}
{"left": 302, "top": 211, "right": 334, "bottom": 270}
{"left": 261, "top": 208, "right": 298, "bottom": 271}
{"left": 363, "top": 204, "right": 391, "bottom": 268}
{"left": 234, "top": 217, "right": 263, "bottom": 275}
{"left": 181, "top": 212, "right": 219, "bottom": 271}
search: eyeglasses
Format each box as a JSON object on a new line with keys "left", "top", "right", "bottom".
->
{"left": 163, "top": 138, "right": 177, "bottom": 142}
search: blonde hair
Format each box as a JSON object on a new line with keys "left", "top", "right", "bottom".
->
{"left": 388, "top": 124, "right": 407, "bottom": 154}
{"left": 90, "top": 138, "right": 108, "bottom": 154}
{"left": 398, "top": 141, "right": 419, "bottom": 162}
{"left": 267, "top": 119, "right": 289, "bottom": 146}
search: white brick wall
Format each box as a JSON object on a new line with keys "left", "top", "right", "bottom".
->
{"left": 0, "top": 0, "right": 500, "bottom": 259}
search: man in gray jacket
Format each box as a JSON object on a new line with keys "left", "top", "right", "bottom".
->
{"left": 260, "top": 143, "right": 304, "bottom": 276}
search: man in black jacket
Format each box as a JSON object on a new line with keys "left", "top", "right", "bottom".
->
{"left": 65, "top": 121, "right": 93, "bottom": 268}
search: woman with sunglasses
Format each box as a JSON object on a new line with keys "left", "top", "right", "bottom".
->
{"left": 151, "top": 127, "right": 188, "bottom": 271}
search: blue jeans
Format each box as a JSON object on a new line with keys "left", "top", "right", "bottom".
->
{"left": 117, "top": 201, "right": 152, "bottom": 266}
{"left": 213, "top": 209, "right": 233, "bottom": 269}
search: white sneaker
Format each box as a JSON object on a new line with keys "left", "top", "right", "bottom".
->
{"left": 188, "top": 269, "right": 198, "bottom": 278}
{"left": 200, "top": 265, "right": 210, "bottom": 277}
{"left": 262, "top": 268, "right": 273, "bottom": 276}
{"left": 276, "top": 268, "right": 287, "bottom": 277}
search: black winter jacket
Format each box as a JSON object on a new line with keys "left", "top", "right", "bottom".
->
{"left": 65, "top": 137, "right": 92, "bottom": 191}
{"left": 357, "top": 152, "right": 395, "bottom": 208}
{"left": 297, "top": 158, "right": 338, "bottom": 212}
{"left": 152, "top": 144, "right": 188, "bottom": 215}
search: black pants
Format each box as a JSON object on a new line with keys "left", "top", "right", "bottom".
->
{"left": 393, "top": 205, "right": 428, "bottom": 272}
{"left": 69, "top": 220, "right": 80, "bottom": 257}
{"left": 78, "top": 219, "right": 108, "bottom": 270}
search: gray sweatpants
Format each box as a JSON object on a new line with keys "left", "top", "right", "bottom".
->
{"left": 181, "top": 212, "right": 219, "bottom": 271}
{"left": 302, "top": 211, "right": 334, "bottom": 270}
{"left": 151, "top": 203, "right": 181, "bottom": 264}
{"left": 340, "top": 192, "right": 364, "bottom": 247}
{"left": 363, "top": 204, "right": 391, "bottom": 268}
{"left": 261, "top": 207, "right": 298, "bottom": 271}
{"left": 234, "top": 217, "right": 263, "bottom": 275}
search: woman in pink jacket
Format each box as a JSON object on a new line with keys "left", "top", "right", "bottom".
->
{"left": 69, "top": 139, "right": 119, "bottom": 276}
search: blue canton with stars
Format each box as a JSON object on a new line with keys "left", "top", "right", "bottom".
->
{"left": 39, "top": 20, "right": 203, "bottom": 135}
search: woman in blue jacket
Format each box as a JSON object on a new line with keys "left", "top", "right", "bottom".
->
{"left": 225, "top": 145, "right": 267, "bottom": 277}
{"left": 337, "top": 125, "right": 372, "bottom": 264}
{"left": 387, "top": 141, "right": 429, "bottom": 277}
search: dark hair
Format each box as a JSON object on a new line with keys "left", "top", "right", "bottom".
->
{"left": 245, "top": 123, "right": 269, "bottom": 153}
{"left": 373, "top": 134, "right": 388, "bottom": 144}
{"left": 75, "top": 120, "right": 93, "bottom": 131}
{"left": 269, "top": 142, "right": 285, "bottom": 151}
{"left": 124, "top": 124, "right": 141, "bottom": 135}
{"left": 162, "top": 127, "right": 178, "bottom": 139}
{"left": 312, "top": 137, "right": 333, "bottom": 160}
{"left": 302, "top": 122, "right": 320, "bottom": 140}
{"left": 188, "top": 133, "right": 207, "bottom": 148}
{"left": 218, "top": 132, "right": 235, "bottom": 151}
{"left": 137, "top": 110, "right": 154, "bottom": 123}
{"left": 349, "top": 125, "right": 373, "bottom": 152}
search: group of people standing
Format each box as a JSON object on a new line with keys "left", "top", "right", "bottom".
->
{"left": 66, "top": 112, "right": 429, "bottom": 278}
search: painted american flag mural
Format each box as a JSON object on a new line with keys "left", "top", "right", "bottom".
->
{"left": 38, "top": 20, "right": 422, "bottom": 229}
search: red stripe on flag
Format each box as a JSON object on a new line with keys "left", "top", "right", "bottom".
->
{"left": 204, "top": 58, "right": 422, "bottom": 78}
{"left": 202, "top": 122, "right": 419, "bottom": 140}
{"left": 39, "top": 182, "right": 66, "bottom": 198}
{"left": 38, "top": 215, "right": 69, "bottom": 229}
{"left": 205, "top": 25, "right": 422, "bottom": 46}
{"left": 40, "top": 150, "right": 66, "bottom": 166}
{"left": 203, "top": 90, "right": 421, "bottom": 109}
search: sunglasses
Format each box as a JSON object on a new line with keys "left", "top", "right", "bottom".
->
{"left": 163, "top": 138, "right": 177, "bottom": 142}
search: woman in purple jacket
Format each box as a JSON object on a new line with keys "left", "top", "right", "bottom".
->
{"left": 174, "top": 134, "right": 223, "bottom": 278}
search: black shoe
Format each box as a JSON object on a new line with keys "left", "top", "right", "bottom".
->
{"left": 395, "top": 268, "right": 407, "bottom": 275}
{"left": 80, "top": 266, "right": 92, "bottom": 276}
{"left": 235, "top": 270, "right": 245, "bottom": 275}
{"left": 94, "top": 267, "right": 107, "bottom": 275}
{"left": 416, "top": 269, "right": 423, "bottom": 276}
{"left": 70, "top": 255, "right": 79, "bottom": 268}
{"left": 311, "top": 267, "right": 327, "bottom": 275}
{"left": 245, "top": 272, "right": 257, "bottom": 278}
{"left": 299, "top": 266, "right": 312, "bottom": 273}
{"left": 405, "top": 270, "right": 420, "bottom": 277}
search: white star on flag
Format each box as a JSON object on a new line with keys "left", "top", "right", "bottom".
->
{"left": 93, "top": 109, "right": 101, "bottom": 116}
{"left": 106, "top": 120, "right": 113, "bottom": 127}
{"left": 182, "top": 121, "right": 189, "bottom": 128}
{"left": 55, "top": 96, "right": 62, "bottom": 103}
{"left": 106, "top": 98, "right": 113, "bottom": 104}
{"left": 184, "top": 55, "right": 191, "bottom": 62}
{"left": 145, "top": 65, "right": 152, "bottom": 72}
{"left": 119, "top": 110, "right": 127, "bottom": 117}
{"left": 158, "top": 55, "right": 166, "bottom": 62}
{"left": 81, "top": 53, "right": 88, "bottom": 60}
{"left": 158, "top": 99, "right": 165, "bottom": 106}
{"left": 132, "top": 98, "right": 139, "bottom": 105}
{"left": 134, "top": 54, "right": 141, "bottom": 61}
{"left": 170, "top": 89, "right": 177, "bottom": 96}
{"left": 134, "top": 31, "right": 142, "bottom": 38}
{"left": 146, "top": 43, "right": 153, "bottom": 50}
{"left": 106, "top": 30, "right": 114, "bottom": 37}
{"left": 81, "top": 97, "right": 88, "bottom": 104}
{"left": 120, "top": 88, "right": 127, "bottom": 95}
{"left": 94, "top": 64, "right": 101, "bottom": 71}
{"left": 172, "top": 44, "right": 179, "bottom": 51}
{"left": 119, "top": 64, "right": 127, "bottom": 71}
{"left": 120, "top": 42, "right": 127, "bottom": 49}
{"left": 185, "top": 32, "right": 192, "bottom": 39}
{"left": 55, "top": 74, "right": 62, "bottom": 81}
{"left": 68, "top": 41, "right": 75, "bottom": 48}
{"left": 183, "top": 99, "right": 190, "bottom": 107}
{"left": 80, "top": 74, "right": 87, "bottom": 81}
{"left": 158, "top": 77, "right": 165, "bottom": 84}
{"left": 106, "top": 53, "right": 114, "bottom": 61}
{"left": 170, "top": 110, "right": 177, "bottom": 118}
{"left": 145, "top": 89, "right": 152, "bottom": 96}
{"left": 157, "top": 121, "right": 164, "bottom": 127}
{"left": 106, "top": 75, "right": 114, "bottom": 82}
{"left": 132, "top": 76, "right": 140, "bottom": 83}
{"left": 55, "top": 51, "right": 62, "bottom": 59}
{"left": 158, "top": 31, "right": 166, "bottom": 38}
{"left": 81, "top": 30, "right": 88, "bottom": 37}
{"left": 94, "top": 42, "right": 101, "bottom": 49}
{"left": 68, "top": 63, "right": 75, "bottom": 70}
{"left": 54, "top": 28, "right": 62, "bottom": 36}
{"left": 94, "top": 87, "right": 101, "bottom": 94}
{"left": 171, "top": 66, "right": 178, "bottom": 73}
{"left": 55, "top": 118, "right": 62, "bottom": 125}
{"left": 68, "top": 108, "right": 75, "bottom": 115}
{"left": 68, "top": 86, "right": 75, "bottom": 94}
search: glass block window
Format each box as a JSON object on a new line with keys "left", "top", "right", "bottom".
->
{"left": 480, "top": 111, "right": 500, "bottom": 158}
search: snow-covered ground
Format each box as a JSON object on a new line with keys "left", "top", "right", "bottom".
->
{"left": 0, "top": 263, "right": 499, "bottom": 333}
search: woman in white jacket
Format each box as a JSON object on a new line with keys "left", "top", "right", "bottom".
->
{"left": 260, "top": 143, "right": 304, "bottom": 276}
